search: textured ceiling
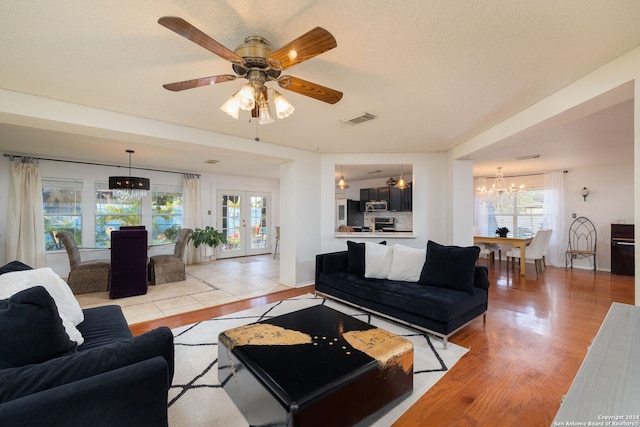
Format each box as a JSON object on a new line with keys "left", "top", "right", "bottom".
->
{"left": 1, "top": 0, "right": 639, "bottom": 179}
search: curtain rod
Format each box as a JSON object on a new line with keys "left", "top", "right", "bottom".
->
{"left": 3, "top": 153, "right": 200, "bottom": 178}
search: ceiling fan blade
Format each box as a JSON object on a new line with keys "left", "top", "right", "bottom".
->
{"left": 278, "top": 76, "right": 343, "bottom": 104}
{"left": 162, "top": 75, "right": 237, "bottom": 92}
{"left": 158, "top": 16, "right": 244, "bottom": 65}
{"left": 268, "top": 27, "right": 337, "bottom": 70}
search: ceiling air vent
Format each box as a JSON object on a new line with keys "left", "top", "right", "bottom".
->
{"left": 341, "top": 112, "right": 377, "bottom": 125}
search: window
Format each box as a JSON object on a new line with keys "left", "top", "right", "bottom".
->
{"left": 483, "top": 189, "right": 546, "bottom": 235}
{"left": 95, "top": 182, "right": 142, "bottom": 248}
{"left": 152, "top": 186, "right": 183, "bottom": 245}
{"left": 42, "top": 179, "right": 82, "bottom": 251}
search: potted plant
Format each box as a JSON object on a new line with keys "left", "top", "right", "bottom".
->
{"left": 495, "top": 227, "right": 510, "bottom": 237}
{"left": 188, "top": 226, "right": 227, "bottom": 260}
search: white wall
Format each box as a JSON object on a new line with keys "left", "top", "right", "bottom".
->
{"left": 564, "top": 162, "right": 634, "bottom": 271}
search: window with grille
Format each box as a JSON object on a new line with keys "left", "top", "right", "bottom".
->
{"left": 42, "top": 179, "right": 83, "bottom": 251}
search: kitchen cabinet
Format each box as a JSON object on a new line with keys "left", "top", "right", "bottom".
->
{"left": 360, "top": 188, "right": 381, "bottom": 210}
{"left": 361, "top": 184, "right": 412, "bottom": 211}
{"left": 389, "top": 183, "right": 412, "bottom": 211}
{"left": 402, "top": 183, "right": 412, "bottom": 211}
{"left": 378, "top": 186, "right": 389, "bottom": 203}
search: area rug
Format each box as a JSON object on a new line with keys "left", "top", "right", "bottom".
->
{"left": 168, "top": 294, "right": 468, "bottom": 426}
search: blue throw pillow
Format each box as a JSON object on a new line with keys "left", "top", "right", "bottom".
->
{"left": 418, "top": 240, "right": 480, "bottom": 294}
{"left": 0, "top": 286, "right": 77, "bottom": 369}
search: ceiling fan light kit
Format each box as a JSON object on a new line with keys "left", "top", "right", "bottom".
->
{"left": 158, "top": 16, "right": 342, "bottom": 125}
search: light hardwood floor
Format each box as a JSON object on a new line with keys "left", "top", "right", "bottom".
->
{"left": 129, "top": 258, "right": 635, "bottom": 426}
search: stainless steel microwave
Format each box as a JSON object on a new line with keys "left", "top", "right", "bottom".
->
{"left": 365, "top": 201, "right": 388, "bottom": 211}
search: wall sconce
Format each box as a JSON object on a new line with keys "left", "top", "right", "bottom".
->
{"left": 581, "top": 187, "right": 589, "bottom": 202}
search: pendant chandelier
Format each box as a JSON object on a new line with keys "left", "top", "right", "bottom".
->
{"left": 395, "top": 165, "right": 408, "bottom": 189}
{"left": 336, "top": 165, "right": 349, "bottom": 190}
{"left": 476, "top": 167, "right": 524, "bottom": 203}
{"left": 109, "top": 150, "right": 150, "bottom": 201}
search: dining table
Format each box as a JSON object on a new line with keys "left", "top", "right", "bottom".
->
{"left": 473, "top": 234, "right": 534, "bottom": 275}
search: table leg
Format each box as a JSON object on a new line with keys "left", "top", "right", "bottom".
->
{"left": 519, "top": 243, "right": 526, "bottom": 275}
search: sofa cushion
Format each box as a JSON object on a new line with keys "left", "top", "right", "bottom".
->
{"left": 418, "top": 240, "right": 480, "bottom": 294}
{"left": 322, "top": 252, "right": 349, "bottom": 274}
{"left": 0, "top": 327, "right": 174, "bottom": 403}
{"left": 0, "top": 261, "right": 32, "bottom": 276}
{"left": 0, "top": 286, "right": 77, "bottom": 369}
{"left": 347, "top": 240, "right": 386, "bottom": 275}
{"left": 388, "top": 244, "right": 427, "bottom": 282}
{"left": 364, "top": 242, "right": 394, "bottom": 279}
{"left": 0, "top": 268, "right": 85, "bottom": 345}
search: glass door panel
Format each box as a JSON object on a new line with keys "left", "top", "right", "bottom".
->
{"left": 248, "top": 194, "right": 269, "bottom": 255}
{"left": 217, "top": 190, "right": 271, "bottom": 258}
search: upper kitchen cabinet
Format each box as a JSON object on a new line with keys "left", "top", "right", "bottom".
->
{"left": 389, "top": 183, "right": 412, "bottom": 211}
{"left": 360, "top": 184, "right": 412, "bottom": 211}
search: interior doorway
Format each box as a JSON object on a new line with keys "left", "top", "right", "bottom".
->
{"left": 216, "top": 190, "right": 271, "bottom": 259}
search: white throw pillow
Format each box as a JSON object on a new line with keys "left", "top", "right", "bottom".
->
{"left": 0, "top": 268, "right": 85, "bottom": 345}
{"left": 387, "top": 244, "right": 427, "bottom": 282}
{"left": 364, "top": 242, "right": 394, "bottom": 279}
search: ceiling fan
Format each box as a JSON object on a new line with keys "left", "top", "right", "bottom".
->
{"left": 158, "top": 16, "right": 343, "bottom": 121}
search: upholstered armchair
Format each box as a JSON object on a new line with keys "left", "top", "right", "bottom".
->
{"left": 57, "top": 231, "right": 110, "bottom": 294}
{"left": 148, "top": 228, "right": 193, "bottom": 285}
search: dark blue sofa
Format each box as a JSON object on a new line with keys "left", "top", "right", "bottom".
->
{"left": 0, "top": 262, "right": 174, "bottom": 427}
{"left": 315, "top": 241, "right": 490, "bottom": 347}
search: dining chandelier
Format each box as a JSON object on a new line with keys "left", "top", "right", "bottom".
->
{"left": 220, "top": 72, "right": 294, "bottom": 124}
{"left": 476, "top": 167, "right": 524, "bottom": 202}
{"left": 109, "top": 150, "right": 150, "bottom": 201}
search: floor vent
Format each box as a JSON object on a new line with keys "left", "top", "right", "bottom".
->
{"left": 342, "top": 112, "right": 377, "bottom": 125}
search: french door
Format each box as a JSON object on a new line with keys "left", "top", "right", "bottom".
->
{"left": 216, "top": 190, "right": 271, "bottom": 258}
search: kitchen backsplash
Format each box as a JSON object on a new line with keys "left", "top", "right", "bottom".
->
{"left": 367, "top": 211, "right": 413, "bottom": 231}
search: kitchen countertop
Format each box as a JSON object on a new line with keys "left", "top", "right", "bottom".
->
{"left": 334, "top": 232, "right": 415, "bottom": 239}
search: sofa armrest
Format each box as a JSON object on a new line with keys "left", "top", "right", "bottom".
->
{"left": 0, "top": 327, "right": 174, "bottom": 404}
{"left": 315, "top": 251, "right": 349, "bottom": 284}
{"left": 0, "top": 357, "right": 169, "bottom": 427}
{"left": 473, "top": 266, "right": 490, "bottom": 290}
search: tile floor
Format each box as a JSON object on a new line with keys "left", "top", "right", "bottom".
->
{"left": 75, "top": 254, "right": 289, "bottom": 325}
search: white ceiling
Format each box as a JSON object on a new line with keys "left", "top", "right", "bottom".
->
{"left": 1, "top": 1, "right": 639, "bottom": 181}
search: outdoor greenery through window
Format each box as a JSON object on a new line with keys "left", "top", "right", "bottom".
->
{"left": 95, "top": 182, "right": 141, "bottom": 248}
{"left": 484, "top": 189, "right": 546, "bottom": 236}
{"left": 152, "top": 186, "right": 183, "bottom": 245}
{"left": 43, "top": 179, "right": 82, "bottom": 251}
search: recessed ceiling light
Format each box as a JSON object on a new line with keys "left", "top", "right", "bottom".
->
{"left": 205, "top": 159, "right": 219, "bottom": 164}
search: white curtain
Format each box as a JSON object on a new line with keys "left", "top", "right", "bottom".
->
{"left": 6, "top": 158, "right": 45, "bottom": 267}
{"left": 474, "top": 177, "right": 492, "bottom": 234}
{"left": 543, "top": 171, "right": 566, "bottom": 266}
{"left": 182, "top": 174, "right": 202, "bottom": 264}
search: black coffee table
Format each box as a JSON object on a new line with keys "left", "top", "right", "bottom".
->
{"left": 218, "top": 304, "right": 413, "bottom": 426}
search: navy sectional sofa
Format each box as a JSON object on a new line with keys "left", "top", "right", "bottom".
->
{"left": 0, "top": 261, "right": 174, "bottom": 427}
{"left": 315, "top": 241, "right": 490, "bottom": 347}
